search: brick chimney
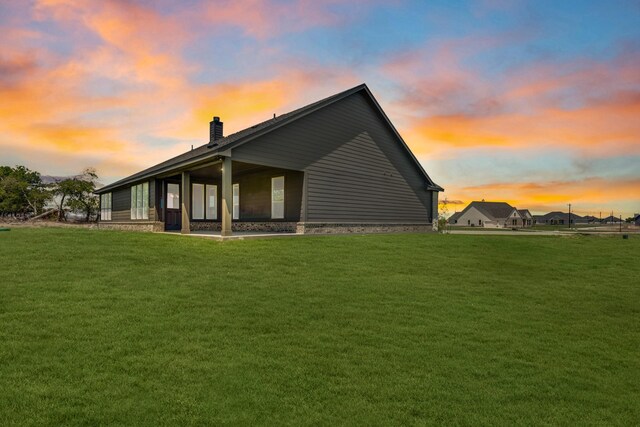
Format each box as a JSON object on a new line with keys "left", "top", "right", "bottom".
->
{"left": 209, "top": 116, "right": 223, "bottom": 143}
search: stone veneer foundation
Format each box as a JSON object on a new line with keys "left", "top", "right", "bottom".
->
{"left": 98, "top": 221, "right": 434, "bottom": 234}
{"left": 296, "top": 222, "right": 434, "bottom": 234}
{"left": 190, "top": 221, "right": 298, "bottom": 233}
{"left": 98, "top": 221, "right": 164, "bottom": 232}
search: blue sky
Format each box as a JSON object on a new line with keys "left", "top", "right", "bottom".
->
{"left": 1, "top": 0, "right": 638, "bottom": 215}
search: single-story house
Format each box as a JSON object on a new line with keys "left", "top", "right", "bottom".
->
{"left": 534, "top": 211, "right": 586, "bottom": 225}
{"left": 447, "top": 201, "right": 524, "bottom": 228}
{"left": 95, "top": 84, "right": 443, "bottom": 235}
{"left": 634, "top": 214, "right": 640, "bottom": 226}
{"left": 600, "top": 215, "right": 622, "bottom": 224}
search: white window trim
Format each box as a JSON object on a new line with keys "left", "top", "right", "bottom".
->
{"left": 100, "top": 193, "right": 112, "bottom": 221}
{"left": 232, "top": 183, "right": 239, "bottom": 220}
{"left": 192, "top": 183, "right": 204, "bottom": 220}
{"left": 206, "top": 184, "right": 217, "bottom": 220}
{"left": 130, "top": 182, "right": 149, "bottom": 220}
{"left": 271, "top": 176, "right": 285, "bottom": 219}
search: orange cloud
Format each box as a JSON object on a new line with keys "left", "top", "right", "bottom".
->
{"left": 448, "top": 177, "right": 640, "bottom": 215}
{"left": 404, "top": 93, "right": 640, "bottom": 156}
{"left": 384, "top": 40, "right": 640, "bottom": 158}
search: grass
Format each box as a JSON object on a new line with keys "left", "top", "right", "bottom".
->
{"left": 1, "top": 228, "right": 639, "bottom": 426}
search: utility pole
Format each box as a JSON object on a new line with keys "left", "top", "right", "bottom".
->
{"left": 620, "top": 214, "right": 622, "bottom": 232}
{"left": 567, "top": 203, "right": 571, "bottom": 230}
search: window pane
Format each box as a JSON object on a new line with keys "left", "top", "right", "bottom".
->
{"left": 167, "top": 183, "right": 179, "bottom": 209}
{"left": 232, "top": 184, "right": 239, "bottom": 220}
{"left": 206, "top": 185, "right": 217, "bottom": 220}
{"left": 192, "top": 183, "right": 204, "bottom": 220}
{"left": 142, "top": 182, "right": 149, "bottom": 220}
{"left": 136, "top": 184, "right": 143, "bottom": 219}
{"left": 131, "top": 185, "right": 137, "bottom": 219}
{"left": 271, "top": 176, "right": 284, "bottom": 219}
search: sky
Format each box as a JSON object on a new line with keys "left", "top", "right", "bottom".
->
{"left": 1, "top": 0, "right": 639, "bottom": 217}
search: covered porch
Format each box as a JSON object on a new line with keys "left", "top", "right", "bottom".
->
{"left": 155, "top": 157, "right": 305, "bottom": 236}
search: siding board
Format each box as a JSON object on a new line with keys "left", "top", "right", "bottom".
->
{"left": 232, "top": 91, "right": 436, "bottom": 222}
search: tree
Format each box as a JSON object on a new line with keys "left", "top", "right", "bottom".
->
{"left": 0, "top": 166, "right": 50, "bottom": 217}
{"left": 438, "top": 198, "right": 450, "bottom": 232}
{"left": 55, "top": 168, "right": 99, "bottom": 222}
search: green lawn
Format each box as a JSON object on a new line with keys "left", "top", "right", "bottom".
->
{"left": 1, "top": 228, "right": 638, "bottom": 425}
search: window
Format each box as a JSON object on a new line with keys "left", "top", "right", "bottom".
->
{"left": 167, "top": 183, "right": 180, "bottom": 209}
{"left": 100, "top": 193, "right": 112, "bottom": 221}
{"left": 232, "top": 184, "right": 239, "bottom": 220}
{"left": 271, "top": 176, "right": 284, "bottom": 219}
{"left": 206, "top": 185, "right": 217, "bottom": 220}
{"left": 467, "top": 219, "right": 470, "bottom": 225}
{"left": 191, "top": 183, "right": 217, "bottom": 220}
{"left": 130, "top": 182, "right": 149, "bottom": 220}
{"left": 192, "top": 183, "right": 204, "bottom": 220}
{"left": 478, "top": 219, "right": 482, "bottom": 226}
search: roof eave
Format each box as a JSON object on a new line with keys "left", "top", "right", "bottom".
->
{"left": 95, "top": 151, "right": 220, "bottom": 193}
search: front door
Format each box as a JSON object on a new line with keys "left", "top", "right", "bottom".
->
{"left": 165, "top": 182, "right": 181, "bottom": 230}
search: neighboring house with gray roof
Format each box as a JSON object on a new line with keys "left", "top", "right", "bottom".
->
{"left": 447, "top": 201, "right": 524, "bottom": 228}
{"left": 601, "top": 215, "right": 623, "bottom": 224}
{"left": 95, "top": 84, "right": 443, "bottom": 235}
{"left": 534, "top": 211, "right": 587, "bottom": 226}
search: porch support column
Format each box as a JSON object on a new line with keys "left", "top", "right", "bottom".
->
{"left": 221, "top": 156, "right": 232, "bottom": 237}
{"left": 432, "top": 191, "right": 439, "bottom": 231}
{"left": 181, "top": 171, "right": 191, "bottom": 234}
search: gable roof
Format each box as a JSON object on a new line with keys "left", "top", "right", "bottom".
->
{"left": 517, "top": 209, "right": 532, "bottom": 218}
{"left": 459, "top": 201, "right": 519, "bottom": 221}
{"left": 97, "top": 83, "right": 443, "bottom": 193}
{"left": 448, "top": 212, "right": 462, "bottom": 223}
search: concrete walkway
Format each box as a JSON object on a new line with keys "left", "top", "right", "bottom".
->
{"left": 161, "top": 230, "right": 301, "bottom": 241}
{"left": 448, "top": 230, "right": 637, "bottom": 237}
{"left": 448, "top": 230, "right": 564, "bottom": 236}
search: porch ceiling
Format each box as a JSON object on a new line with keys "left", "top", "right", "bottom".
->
{"left": 186, "top": 161, "right": 287, "bottom": 180}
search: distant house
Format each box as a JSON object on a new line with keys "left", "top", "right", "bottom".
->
{"left": 534, "top": 211, "right": 586, "bottom": 226}
{"left": 94, "top": 84, "right": 443, "bottom": 235}
{"left": 634, "top": 214, "right": 640, "bottom": 226}
{"left": 448, "top": 201, "right": 525, "bottom": 228}
{"left": 601, "top": 215, "right": 622, "bottom": 224}
{"left": 582, "top": 215, "right": 599, "bottom": 223}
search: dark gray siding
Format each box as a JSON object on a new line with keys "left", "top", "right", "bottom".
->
{"left": 231, "top": 91, "right": 435, "bottom": 222}
{"left": 234, "top": 168, "right": 303, "bottom": 221}
{"left": 105, "top": 180, "right": 156, "bottom": 222}
{"left": 111, "top": 186, "right": 130, "bottom": 222}
{"left": 189, "top": 167, "right": 303, "bottom": 222}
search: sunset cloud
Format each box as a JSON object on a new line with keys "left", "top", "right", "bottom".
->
{"left": 0, "top": 1, "right": 638, "bottom": 215}
{"left": 386, "top": 40, "right": 640, "bottom": 157}
{"left": 448, "top": 177, "right": 640, "bottom": 216}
